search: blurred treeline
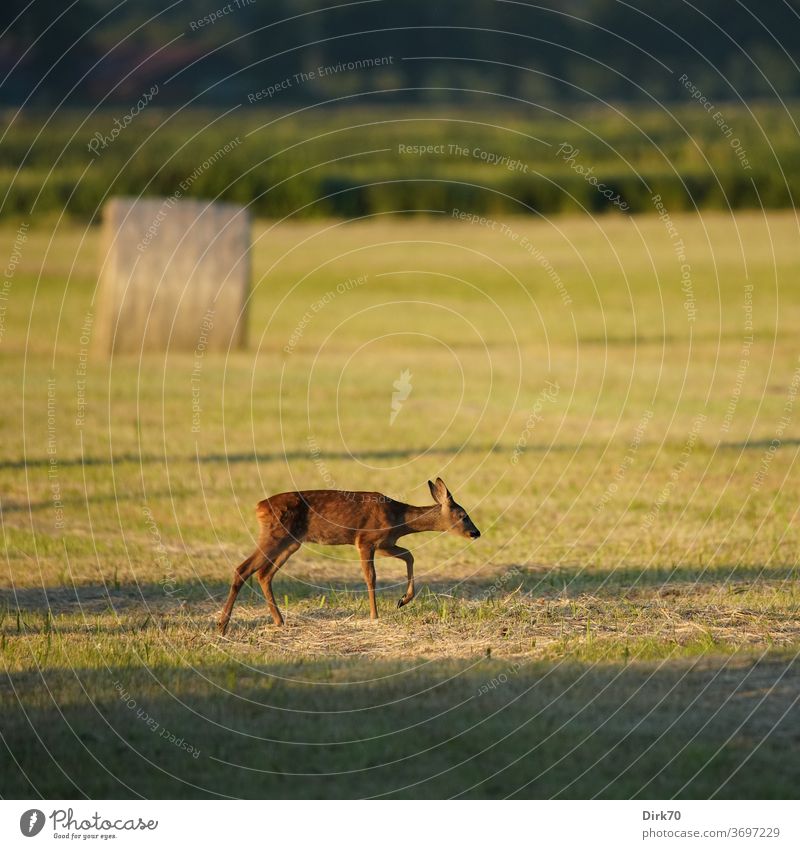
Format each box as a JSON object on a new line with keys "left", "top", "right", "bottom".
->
{"left": 2, "top": 0, "right": 799, "bottom": 106}
{"left": 2, "top": 1, "right": 798, "bottom": 220}
{"left": 1, "top": 105, "right": 798, "bottom": 220}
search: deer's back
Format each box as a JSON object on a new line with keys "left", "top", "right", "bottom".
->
{"left": 257, "top": 489, "right": 405, "bottom": 545}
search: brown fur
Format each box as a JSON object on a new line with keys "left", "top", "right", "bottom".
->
{"left": 218, "top": 477, "right": 480, "bottom": 634}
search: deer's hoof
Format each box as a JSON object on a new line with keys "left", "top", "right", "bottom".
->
{"left": 397, "top": 598, "right": 405, "bottom": 608}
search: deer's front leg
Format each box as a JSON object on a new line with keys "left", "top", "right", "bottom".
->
{"left": 378, "top": 545, "right": 415, "bottom": 608}
{"left": 357, "top": 541, "right": 379, "bottom": 620}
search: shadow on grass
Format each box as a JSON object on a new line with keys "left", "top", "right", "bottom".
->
{"left": 0, "top": 441, "right": 542, "bottom": 473}
{"left": 1, "top": 653, "right": 797, "bottom": 799}
{"left": 720, "top": 437, "right": 800, "bottom": 450}
{"left": 11, "top": 432, "right": 790, "bottom": 476}
{"left": 2, "top": 559, "right": 796, "bottom": 619}
{"left": 1, "top": 488, "right": 193, "bottom": 514}
{"left": 510, "top": 562, "right": 800, "bottom": 593}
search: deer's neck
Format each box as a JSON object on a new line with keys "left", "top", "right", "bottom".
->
{"left": 403, "top": 504, "right": 442, "bottom": 534}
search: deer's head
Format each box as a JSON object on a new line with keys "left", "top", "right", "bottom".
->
{"left": 428, "top": 477, "right": 481, "bottom": 539}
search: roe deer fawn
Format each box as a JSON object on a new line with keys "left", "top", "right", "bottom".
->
{"left": 218, "top": 477, "right": 480, "bottom": 634}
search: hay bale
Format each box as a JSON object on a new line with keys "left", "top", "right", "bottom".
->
{"left": 96, "top": 197, "right": 250, "bottom": 354}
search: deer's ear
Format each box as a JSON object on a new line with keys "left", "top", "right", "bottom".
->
{"left": 432, "top": 477, "right": 452, "bottom": 504}
{"left": 428, "top": 479, "right": 440, "bottom": 502}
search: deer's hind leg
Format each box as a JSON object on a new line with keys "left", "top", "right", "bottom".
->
{"left": 378, "top": 545, "right": 415, "bottom": 608}
{"left": 219, "top": 551, "right": 263, "bottom": 635}
{"left": 256, "top": 540, "right": 301, "bottom": 626}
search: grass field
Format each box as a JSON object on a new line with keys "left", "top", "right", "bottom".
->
{"left": 2, "top": 210, "right": 800, "bottom": 798}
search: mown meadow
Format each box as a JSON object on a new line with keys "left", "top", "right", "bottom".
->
{"left": 2, "top": 203, "right": 799, "bottom": 797}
